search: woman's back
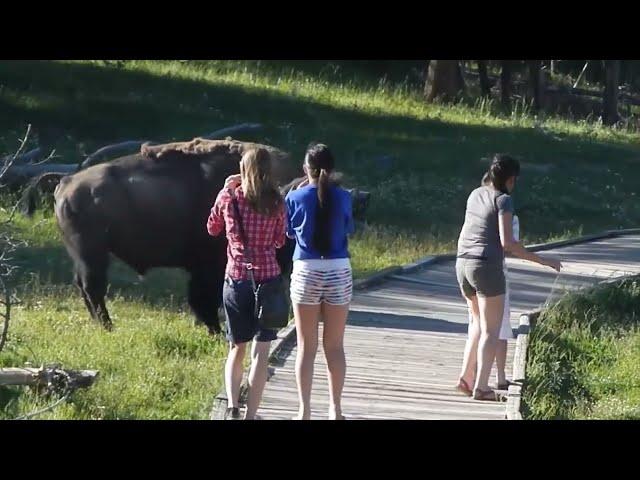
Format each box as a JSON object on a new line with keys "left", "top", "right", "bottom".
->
{"left": 457, "top": 186, "right": 514, "bottom": 262}
{"left": 286, "top": 184, "right": 354, "bottom": 260}
{"left": 207, "top": 186, "right": 285, "bottom": 282}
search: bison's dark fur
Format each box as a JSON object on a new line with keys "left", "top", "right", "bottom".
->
{"left": 53, "top": 137, "right": 370, "bottom": 335}
{"left": 54, "top": 139, "right": 299, "bottom": 334}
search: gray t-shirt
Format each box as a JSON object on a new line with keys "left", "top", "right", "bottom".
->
{"left": 457, "top": 186, "right": 514, "bottom": 262}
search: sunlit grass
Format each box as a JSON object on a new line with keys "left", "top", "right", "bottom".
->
{"left": 523, "top": 277, "right": 640, "bottom": 419}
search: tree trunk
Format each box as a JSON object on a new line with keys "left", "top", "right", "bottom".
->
{"left": 603, "top": 60, "right": 620, "bottom": 125}
{"left": 500, "top": 61, "right": 512, "bottom": 110}
{"left": 527, "top": 60, "right": 543, "bottom": 112}
{"left": 477, "top": 60, "right": 491, "bottom": 97}
{"left": 424, "top": 60, "right": 465, "bottom": 102}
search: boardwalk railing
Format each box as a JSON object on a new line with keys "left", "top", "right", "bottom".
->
{"left": 505, "top": 310, "right": 539, "bottom": 420}
{"left": 505, "top": 269, "right": 640, "bottom": 420}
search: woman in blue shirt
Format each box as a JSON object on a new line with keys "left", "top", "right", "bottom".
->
{"left": 285, "top": 143, "right": 354, "bottom": 420}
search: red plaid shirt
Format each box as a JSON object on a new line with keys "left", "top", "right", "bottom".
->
{"left": 207, "top": 186, "right": 286, "bottom": 282}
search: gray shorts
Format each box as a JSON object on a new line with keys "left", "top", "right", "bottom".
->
{"left": 455, "top": 257, "right": 506, "bottom": 298}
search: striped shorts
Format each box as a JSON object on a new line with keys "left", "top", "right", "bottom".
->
{"left": 290, "top": 258, "right": 353, "bottom": 306}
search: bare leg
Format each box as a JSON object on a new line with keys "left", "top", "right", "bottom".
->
{"left": 293, "top": 303, "right": 321, "bottom": 420}
{"left": 475, "top": 294, "right": 504, "bottom": 392}
{"left": 225, "top": 342, "right": 247, "bottom": 409}
{"left": 459, "top": 294, "right": 480, "bottom": 387}
{"left": 244, "top": 340, "right": 271, "bottom": 419}
{"left": 321, "top": 302, "right": 349, "bottom": 420}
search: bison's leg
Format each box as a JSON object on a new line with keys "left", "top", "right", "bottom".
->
{"left": 74, "top": 271, "right": 97, "bottom": 321}
{"left": 188, "top": 267, "right": 223, "bottom": 335}
{"left": 70, "top": 239, "right": 113, "bottom": 331}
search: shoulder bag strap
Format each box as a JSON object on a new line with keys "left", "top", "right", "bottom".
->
{"left": 228, "top": 189, "right": 258, "bottom": 295}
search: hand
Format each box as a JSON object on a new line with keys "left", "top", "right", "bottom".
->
{"left": 224, "top": 174, "right": 241, "bottom": 189}
{"left": 543, "top": 257, "right": 562, "bottom": 272}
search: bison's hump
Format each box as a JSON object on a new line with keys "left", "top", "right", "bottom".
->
{"left": 140, "top": 137, "right": 289, "bottom": 161}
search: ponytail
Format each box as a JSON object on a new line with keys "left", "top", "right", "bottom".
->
{"left": 305, "top": 144, "right": 335, "bottom": 255}
{"left": 317, "top": 168, "right": 329, "bottom": 207}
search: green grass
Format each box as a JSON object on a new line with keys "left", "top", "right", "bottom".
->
{"left": 0, "top": 288, "right": 226, "bottom": 419}
{"left": 523, "top": 277, "right": 640, "bottom": 419}
{"left": 0, "top": 60, "right": 639, "bottom": 419}
{"left": 0, "top": 210, "right": 228, "bottom": 420}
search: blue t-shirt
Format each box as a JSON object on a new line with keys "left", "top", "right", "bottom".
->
{"left": 285, "top": 184, "right": 354, "bottom": 261}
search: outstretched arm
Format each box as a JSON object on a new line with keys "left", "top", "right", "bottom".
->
{"left": 499, "top": 211, "right": 561, "bottom": 271}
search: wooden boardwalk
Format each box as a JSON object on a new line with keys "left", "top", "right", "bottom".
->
{"left": 257, "top": 233, "right": 640, "bottom": 420}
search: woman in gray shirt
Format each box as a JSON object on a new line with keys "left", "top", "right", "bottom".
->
{"left": 455, "top": 154, "right": 562, "bottom": 400}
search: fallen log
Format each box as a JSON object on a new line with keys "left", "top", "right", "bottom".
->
{"left": 80, "top": 140, "right": 150, "bottom": 170}
{"left": 1, "top": 148, "right": 43, "bottom": 166}
{"left": 1, "top": 163, "right": 77, "bottom": 187}
{"left": 201, "top": 122, "right": 262, "bottom": 140}
{"left": 0, "top": 366, "right": 99, "bottom": 389}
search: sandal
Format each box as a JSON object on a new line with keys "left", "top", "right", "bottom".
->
{"left": 473, "top": 388, "right": 499, "bottom": 401}
{"left": 496, "top": 379, "right": 517, "bottom": 391}
{"left": 455, "top": 378, "right": 473, "bottom": 396}
{"left": 225, "top": 407, "right": 242, "bottom": 420}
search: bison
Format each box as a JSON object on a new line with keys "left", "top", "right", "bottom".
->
{"left": 52, "top": 137, "right": 369, "bottom": 335}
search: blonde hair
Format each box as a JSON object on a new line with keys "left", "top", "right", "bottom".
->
{"left": 240, "top": 148, "right": 282, "bottom": 215}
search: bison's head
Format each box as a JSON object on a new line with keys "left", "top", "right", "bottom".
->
{"left": 280, "top": 175, "right": 370, "bottom": 221}
{"left": 346, "top": 187, "right": 370, "bottom": 222}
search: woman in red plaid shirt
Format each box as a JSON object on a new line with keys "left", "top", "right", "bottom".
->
{"left": 207, "top": 147, "right": 287, "bottom": 420}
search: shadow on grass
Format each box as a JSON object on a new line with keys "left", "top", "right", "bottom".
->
{"left": 12, "top": 243, "right": 189, "bottom": 312}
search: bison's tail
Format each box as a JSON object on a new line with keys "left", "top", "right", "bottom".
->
{"left": 20, "top": 172, "right": 67, "bottom": 217}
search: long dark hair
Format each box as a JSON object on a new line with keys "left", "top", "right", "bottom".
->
{"left": 305, "top": 143, "right": 335, "bottom": 254}
{"left": 487, "top": 154, "right": 520, "bottom": 194}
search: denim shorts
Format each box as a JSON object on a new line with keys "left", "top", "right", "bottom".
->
{"left": 223, "top": 276, "right": 279, "bottom": 344}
